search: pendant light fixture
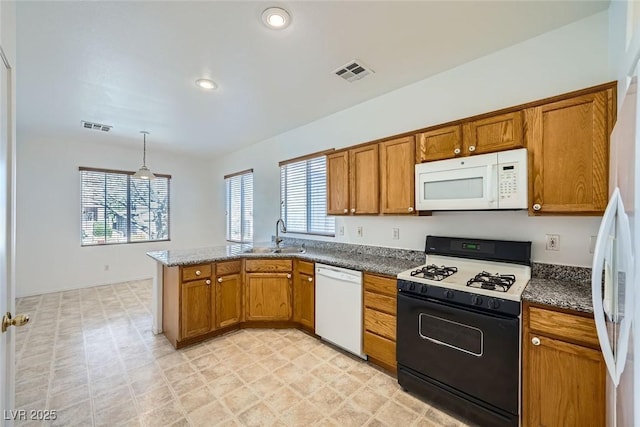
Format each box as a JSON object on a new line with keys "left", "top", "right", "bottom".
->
{"left": 133, "top": 131, "right": 156, "bottom": 180}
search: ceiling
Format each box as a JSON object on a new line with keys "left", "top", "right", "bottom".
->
{"left": 16, "top": 1, "right": 609, "bottom": 156}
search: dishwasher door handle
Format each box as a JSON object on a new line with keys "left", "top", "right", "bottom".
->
{"left": 316, "top": 268, "right": 361, "bottom": 284}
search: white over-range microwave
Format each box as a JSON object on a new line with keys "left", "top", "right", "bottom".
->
{"left": 415, "top": 148, "right": 528, "bottom": 211}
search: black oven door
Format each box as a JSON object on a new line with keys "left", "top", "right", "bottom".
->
{"left": 397, "top": 292, "right": 519, "bottom": 414}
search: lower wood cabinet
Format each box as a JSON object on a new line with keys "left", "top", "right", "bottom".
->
{"left": 245, "top": 259, "right": 293, "bottom": 322}
{"left": 293, "top": 260, "right": 315, "bottom": 331}
{"left": 215, "top": 260, "right": 242, "bottom": 329}
{"left": 181, "top": 277, "right": 213, "bottom": 339}
{"left": 522, "top": 302, "right": 605, "bottom": 427}
{"left": 362, "top": 273, "right": 397, "bottom": 373}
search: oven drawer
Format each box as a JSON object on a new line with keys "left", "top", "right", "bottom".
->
{"left": 528, "top": 306, "right": 598, "bottom": 348}
{"left": 364, "top": 291, "right": 396, "bottom": 315}
{"left": 364, "top": 309, "right": 396, "bottom": 341}
{"left": 364, "top": 331, "right": 396, "bottom": 368}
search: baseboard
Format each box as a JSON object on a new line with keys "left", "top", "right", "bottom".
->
{"left": 16, "top": 276, "right": 153, "bottom": 298}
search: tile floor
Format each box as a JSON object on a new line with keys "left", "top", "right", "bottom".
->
{"left": 14, "top": 280, "right": 471, "bottom": 427}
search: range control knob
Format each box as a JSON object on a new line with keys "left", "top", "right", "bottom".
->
{"left": 444, "top": 290, "right": 454, "bottom": 299}
{"left": 471, "top": 295, "right": 483, "bottom": 306}
{"left": 398, "top": 282, "right": 406, "bottom": 291}
{"left": 488, "top": 299, "right": 500, "bottom": 309}
{"left": 420, "top": 285, "right": 428, "bottom": 294}
{"left": 409, "top": 283, "right": 416, "bottom": 291}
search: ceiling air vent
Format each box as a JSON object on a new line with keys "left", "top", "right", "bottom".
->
{"left": 81, "top": 121, "right": 112, "bottom": 132}
{"left": 333, "top": 60, "right": 374, "bottom": 83}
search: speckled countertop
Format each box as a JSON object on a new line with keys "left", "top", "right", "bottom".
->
{"left": 147, "top": 243, "right": 420, "bottom": 277}
{"left": 522, "top": 264, "right": 593, "bottom": 313}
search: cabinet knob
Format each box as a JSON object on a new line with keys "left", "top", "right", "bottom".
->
{"left": 195, "top": 270, "right": 201, "bottom": 276}
{"left": 287, "top": 273, "right": 292, "bottom": 279}
{"left": 454, "top": 148, "right": 461, "bottom": 155}
{"left": 533, "top": 203, "right": 541, "bottom": 211}
{"left": 343, "top": 208, "right": 348, "bottom": 214}
{"left": 531, "top": 337, "right": 541, "bottom": 346}
{"left": 468, "top": 145, "right": 476, "bottom": 152}
{"left": 408, "top": 207, "right": 414, "bottom": 212}
{"left": 205, "top": 279, "right": 211, "bottom": 285}
{"left": 217, "top": 277, "right": 223, "bottom": 283}
{"left": 308, "top": 277, "right": 313, "bottom": 282}
{"left": 351, "top": 208, "right": 356, "bottom": 213}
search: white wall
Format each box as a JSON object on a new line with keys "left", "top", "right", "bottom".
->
{"left": 15, "top": 136, "right": 216, "bottom": 297}
{"left": 609, "top": 0, "right": 640, "bottom": 104}
{"left": 211, "top": 11, "right": 611, "bottom": 267}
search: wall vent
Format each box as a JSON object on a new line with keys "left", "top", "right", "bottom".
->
{"left": 81, "top": 121, "right": 112, "bottom": 132}
{"left": 333, "top": 60, "right": 374, "bottom": 83}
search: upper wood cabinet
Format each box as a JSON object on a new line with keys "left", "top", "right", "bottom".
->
{"left": 326, "top": 151, "right": 350, "bottom": 215}
{"left": 525, "top": 88, "right": 614, "bottom": 215}
{"left": 462, "top": 111, "right": 524, "bottom": 155}
{"left": 522, "top": 303, "right": 605, "bottom": 427}
{"left": 379, "top": 136, "right": 415, "bottom": 214}
{"left": 350, "top": 144, "right": 379, "bottom": 215}
{"left": 416, "top": 125, "right": 462, "bottom": 162}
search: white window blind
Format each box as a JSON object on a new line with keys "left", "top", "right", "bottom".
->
{"left": 280, "top": 155, "right": 335, "bottom": 235}
{"left": 80, "top": 167, "right": 170, "bottom": 246}
{"left": 226, "top": 170, "right": 253, "bottom": 243}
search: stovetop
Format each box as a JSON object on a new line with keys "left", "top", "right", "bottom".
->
{"left": 397, "top": 255, "right": 531, "bottom": 303}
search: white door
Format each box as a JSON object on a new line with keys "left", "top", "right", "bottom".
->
{"left": 0, "top": 46, "right": 17, "bottom": 424}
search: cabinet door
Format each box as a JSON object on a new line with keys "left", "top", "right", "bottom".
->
{"left": 246, "top": 273, "right": 292, "bottom": 321}
{"left": 181, "top": 279, "right": 213, "bottom": 339}
{"left": 327, "top": 151, "right": 350, "bottom": 215}
{"left": 463, "top": 111, "right": 523, "bottom": 155}
{"left": 525, "top": 333, "right": 605, "bottom": 427}
{"left": 294, "top": 272, "right": 315, "bottom": 330}
{"left": 416, "top": 125, "right": 462, "bottom": 162}
{"left": 216, "top": 273, "right": 242, "bottom": 329}
{"left": 349, "top": 144, "right": 379, "bottom": 214}
{"left": 379, "top": 136, "right": 415, "bottom": 214}
{"left": 526, "top": 89, "right": 613, "bottom": 215}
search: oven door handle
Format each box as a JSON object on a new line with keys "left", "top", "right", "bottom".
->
{"left": 419, "top": 334, "right": 483, "bottom": 357}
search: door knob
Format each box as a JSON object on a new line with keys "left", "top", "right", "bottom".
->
{"left": 308, "top": 277, "right": 313, "bottom": 282}
{"left": 408, "top": 207, "right": 414, "bottom": 212}
{"left": 454, "top": 148, "right": 461, "bottom": 155}
{"left": 2, "top": 312, "right": 29, "bottom": 333}
{"left": 195, "top": 270, "right": 201, "bottom": 276}
{"left": 205, "top": 279, "right": 211, "bottom": 285}
{"left": 287, "top": 274, "right": 292, "bottom": 279}
{"left": 217, "top": 277, "right": 223, "bottom": 283}
{"left": 531, "top": 337, "right": 541, "bottom": 346}
{"left": 343, "top": 208, "right": 348, "bottom": 213}
{"left": 533, "top": 204, "right": 541, "bottom": 211}
{"left": 351, "top": 208, "right": 356, "bottom": 213}
{"left": 468, "top": 145, "right": 476, "bottom": 152}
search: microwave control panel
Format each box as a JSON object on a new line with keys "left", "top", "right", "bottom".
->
{"left": 496, "top": 147, "right": 527, "bottom": 209}
{"left": 499, "top": 164, "right": 519, "bottom": 200}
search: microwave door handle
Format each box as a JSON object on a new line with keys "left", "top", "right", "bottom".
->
{"left": 486, "top": 164, "right": 496, "bottom": 206}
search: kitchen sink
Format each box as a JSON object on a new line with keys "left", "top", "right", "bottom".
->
{"left": 243, "top": 246, "right": 305, "bottom": 254}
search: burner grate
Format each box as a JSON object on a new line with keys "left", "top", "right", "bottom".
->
{"left": 410, "top": 265, "right": 457, "bottom": 281}
{"left": 466, "top": 271, "right": 516, "bottom": 292}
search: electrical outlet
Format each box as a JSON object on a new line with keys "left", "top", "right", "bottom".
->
{"left": 392, "top": 228, "right": 400, "bottom": 240}
{"left": 589, "top": 236, "right": 597, "bottom": 254}
{"left": 357, "top": 226, "right": 363, "bottom": 237}
{"left": 339, "top": 226, "right": 344, "bottom": 236}
{"left": 546, "top": 234, "right": 560, "bottom": 251}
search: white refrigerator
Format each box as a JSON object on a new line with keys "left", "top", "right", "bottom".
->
{"left": 592, "top": 69, "right": 638, "bottom": 426}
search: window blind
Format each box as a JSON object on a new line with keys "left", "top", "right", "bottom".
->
{"left": 80, "top": 168, "right": 170, "bottom": 246}
{"left": 280, "top": 156, "right": 335, "bottom": 235}
{"left": 226, "top": 170, "right": 253, "bottom": 243}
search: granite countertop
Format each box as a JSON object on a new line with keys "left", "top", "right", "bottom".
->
{"left": 522, "top": 277, "right": 593, "bottom": 314}
{"left": 147, "top": 243, "right": 420, "bottom": 277}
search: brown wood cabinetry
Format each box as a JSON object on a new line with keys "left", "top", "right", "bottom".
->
{"left": 363, "top": 273, "right": 397, "bottom": 373}
{"left": 525, "top": 88, "right": 615, "bottom": 215}
{"left": 416, "top": 125, "right": 462, "bottom": 162}
{"left": 327, "top": 151, "right": 350, "bottom": 215}
{"left": 522, "top": 302, "right": 605, "bottom": 427}
{"left": 462, "top": 111, "right": 524, "bottom": 155}
{"left": 215, "top": 260, "right": 242, "bottom": 329}
{"left": 379, "top": 136, "right": 415, "bottom": 214}
{"left": 245, "top": 259, "right": 293, "bottom": 321}
{"left": 293, "top": 260, "right": 315, "bottom": 331}
{"left": 181, "top": 277, "right": 213, "bottom": 339}
{"left": 350, "top": 144, "right": 379, "bottom": 215}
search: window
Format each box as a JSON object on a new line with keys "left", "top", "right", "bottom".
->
{"left": 225, "top": 169, "right": 253, "bottom": 243}
{"left": 280, "top": 154, "right": 335, "bottom": 235}
{"left": 80, "top": 167, "right": 171, "bottom": 246}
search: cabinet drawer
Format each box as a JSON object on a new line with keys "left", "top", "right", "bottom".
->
{"left": 245, "top": 259, "right": 292, "bottom": 272}
{"left": 363, "top": 273, "right": 396, "bottom": 297}
{"left": 528, "top": 306, "right": 599, "bottom": 348}
{"left": 364, "top": 331, "right": 396, "bottom": 368}
{"left": 216, "top": 260, "right": 241, "bottom": 276}
{"left": 182, "top": 264, "right": 212, "bottom": 282}
{"left": 364, "top": 309, "right": 396, "bottom": 341}
{"left": 296, "top": 260, "right": 314, "bottom": 276}
{"left": 364, "top": 291, "right": 396, "bottom": 315}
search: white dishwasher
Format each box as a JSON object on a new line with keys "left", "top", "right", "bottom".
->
{"left": 315, "top": 263, "right": 366, "bottom": 359}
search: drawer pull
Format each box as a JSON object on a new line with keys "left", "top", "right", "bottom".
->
{"left": 408, "top": 207, "right": 414, "bottom": 212}
{"left": 343, "top": 208, "right": 348, "bottom": 213}
{"left": 533, "top": 204, "right": 541, "bottom": 211}
{"left": 308, "top": 277, "right": 313, "bottom": 282}
{"left": 468, "top": 145, "right": 476, "bottom": 152}
{"left": 532, "top": 337, "right": 541, "bottom": 346}
{"left": 205, "top": 279, "right": 211, "bottom": 285}
{"left": 195, "top": 270, "right": 201, "bottom": 276}
{"left": 351, "top": 208, "right": 356, "bottom": 213}
{"left": 287, "top": 273, "right": 292, "bottom": 279}
{"left": 454, "top": 148, "right": 461, "bottom": 155}
{"left": 217, "top": 277, "right": 223, "bottom": 283}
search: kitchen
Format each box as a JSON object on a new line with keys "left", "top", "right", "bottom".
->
{"left": 3, "top": 1, "right": 639, "bottom": 426}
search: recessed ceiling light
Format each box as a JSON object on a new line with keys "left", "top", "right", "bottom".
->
{"left": 195, "top": 79, "right": 217, "bottom": 90}
{"left": 262, "top": 7, "right": 291, "bottom": 29}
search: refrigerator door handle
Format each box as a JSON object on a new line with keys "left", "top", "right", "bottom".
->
{"left": 592, "top": 188, "right": 621, "bottom": 386}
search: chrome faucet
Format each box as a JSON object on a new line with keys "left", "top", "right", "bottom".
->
{"left": 275, "top": 218, "right": 287, "bottom": 248}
